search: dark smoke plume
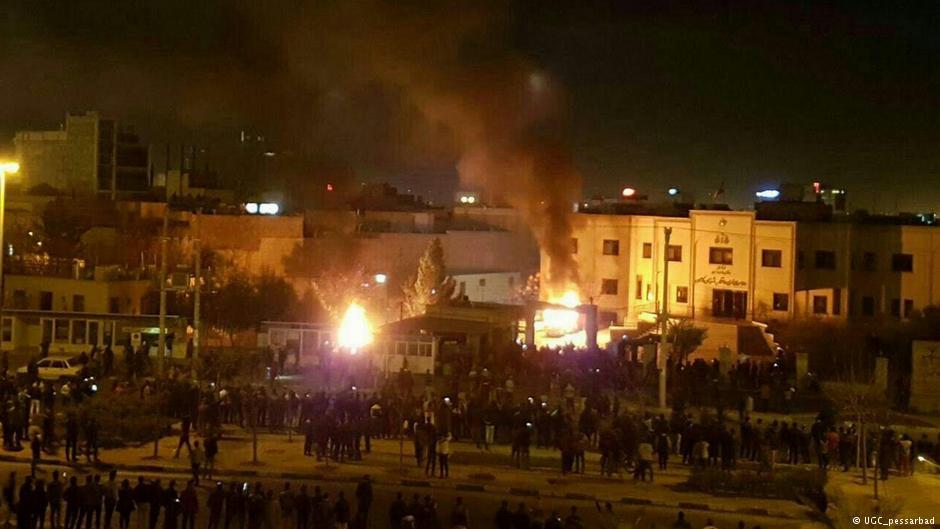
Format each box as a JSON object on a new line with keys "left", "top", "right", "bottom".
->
{"left": 281, "top": 1, "right": 582, "bottom": 290}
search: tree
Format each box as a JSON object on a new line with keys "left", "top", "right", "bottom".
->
{"left": 254, "top": 274, "right": 299, "bottom": 322}
{"left": 203, "top": 275, "right": 258, "bottom": 344}
{"left": 401, "top": 238, "right": 455, "bottom": 316}
{"left": 667, "top": 319, "right": 707, "bottom": 362}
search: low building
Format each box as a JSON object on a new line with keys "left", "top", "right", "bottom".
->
{"left": 0, "top": 268, "right": 185, "bottom": 355}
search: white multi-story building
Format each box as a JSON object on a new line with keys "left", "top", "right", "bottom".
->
{"left": 543, "top": 206, "right": 940, "bottom": 358}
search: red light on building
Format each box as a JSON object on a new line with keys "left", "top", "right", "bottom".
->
{"left": 326, "top": 183, "right": 334, "bottom": 192}
{"left": 812, "top": 181, "right": 821, "bottom": 194}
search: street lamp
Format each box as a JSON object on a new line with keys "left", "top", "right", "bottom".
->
{"left": 0, "top": 162, "right": 20, "bottom": 311}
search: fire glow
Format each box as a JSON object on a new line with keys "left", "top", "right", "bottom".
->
{"left": 543, "top": 290, "right": 580, "bottom": 334}
{"left": 338, "top": 303, "right": 373, "bottom": 352}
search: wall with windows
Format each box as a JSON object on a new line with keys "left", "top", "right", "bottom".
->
{"left": 452, "top": 272, "right": 522, "bottom": 304}
{"left": 3, "top": 275, "right": 151, "bottom": 315}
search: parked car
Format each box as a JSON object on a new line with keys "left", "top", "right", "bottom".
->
{"left": 17, "top": 355, "right": 84, "bottom": 381}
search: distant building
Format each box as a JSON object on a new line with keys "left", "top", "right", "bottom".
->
{"left": 0, "top": 265, "right": 186, "bottom": 355}
{"left": 14, "top": 111, "right": 150, "bottom": 197}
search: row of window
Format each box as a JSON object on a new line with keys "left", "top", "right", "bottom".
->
{"left": 579, "top": 237, "right": 917, "bottom": 274}
{"left": 12, "top": 291, "right": 87, "bottom": 311}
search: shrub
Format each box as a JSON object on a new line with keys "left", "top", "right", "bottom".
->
{"left": 688, "top": 467, "right": 827, "bottom": 503}
{"left": 74, "top": 391, "right": 173, "bottom": 448}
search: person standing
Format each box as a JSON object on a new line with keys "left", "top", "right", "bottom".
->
{"left": 103, "top": 472, "right": 118, "bottom": 529}
{"left": 189, "top": 443, "right": 205, "bottom": 487}
{"left": 161, "top": 481, "right": 179, "bottom": 529}
{"left": 63, "top": 477, "right": 80, "bottom": 529}
{"left": 204, "top": 435, "right": 219, "bottom": 481}
{"left": 77, "top": 476, "right": 96, "bottom": 529}
{"left": 47, "top": 471, "right": 63, "bottom": 529}
{"left": 4, "top": 471, "right": 18, "bottom": 527}
{"left": 223, "top": 483, "right": 245, "bottom": 529}
{"left": 332, "top": 493, "right": 349, "bottom": 529}
{"left": 293, "top": 486, "right": 309, "bottom": 529}
{"left": 179, "top": 482, "right": 197, "bottom": 529}
{"left": 206, "top": 484, "right": 224, "bottom": 529}
{"left": 276, "top": 483, "right": 293, "bottom": 529}
{"left": 84, "top": 420, "right": 99, "bottom": 464}
{"left": 33, "top": 479, "right": 49, "bottom": 529}
{"left": 438, "top": 435, "right": 451, "bottom": 478}
{"left": 116, "top": 481, "right": 134, "bottom": 529}
{"left": 131, "top": 479, "right": 148, "bottom": 529}
{"left": 387, "top": 493, "right": 405, "bottom": 529}
{"left": 18, "top": 476, "right": 34, "bottom": 529}
{"left": 147, "top": 479, "right": 163, "bottom": 529}
{"left": 30, "top": 434, "right": 42, "bottom": 477}
{"left": 174, "top": 418, "right": 192, "bottom": 459}
{"left": 65, "top": 415, "right": 79, "bottom": 464}
{"left": 354, "top": 476, "right": 372, "bottom": 529}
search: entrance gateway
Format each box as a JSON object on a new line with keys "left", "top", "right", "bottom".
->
{"left": 712, "top": 289, "right": 747, "bottom": 319}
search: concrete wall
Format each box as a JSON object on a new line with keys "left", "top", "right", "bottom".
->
{"left": 453, "top": 272, "right": 523, "bottom": 304}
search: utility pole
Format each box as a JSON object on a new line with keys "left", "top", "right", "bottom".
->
{"left": 193, "top": 238, "right": 202, "bottom": 366}
{"left": 658, "top": 226, "right": 673, "bottom": 409}
{"left": 158, "top": 209, "right": 169, "bottom": 375}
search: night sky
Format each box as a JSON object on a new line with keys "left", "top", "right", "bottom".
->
{"left": 1, "top": 1, "right": 938, "bottom": 211}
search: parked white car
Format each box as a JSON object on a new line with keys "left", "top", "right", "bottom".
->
{"left": 17, "top": 356, "right": 84, "bottom": 381}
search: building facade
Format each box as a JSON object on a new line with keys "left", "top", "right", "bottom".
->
{"left": 551, "top": 208, "right": 940, "bottom": 329}
{"left": 14, "top": 112, "right": 150, "bottom": 197}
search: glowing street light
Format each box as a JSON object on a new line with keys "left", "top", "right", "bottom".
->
{"left": 667, "top": 187, "right": 680, "bottom": 197}
{"left": 621, "top": 187, "right": 636, "bottom": 198}
{"left": 373, "top": 273, "right": 387, "bottom": 284}
{"left": 755, "top": 189, "right": 781, "bottom": 200}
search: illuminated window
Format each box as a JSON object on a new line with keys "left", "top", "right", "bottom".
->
{"left": 708, "top": 247, "right": 733, "bottom": 265}
{"left": 773, "top": 293, "right": 789, "bottom": 311}
{"left": 676, "top": 287, "right": 688, "bottom": 304}
{"left": 666, "top": 245, "right": 682, "bottom": 262}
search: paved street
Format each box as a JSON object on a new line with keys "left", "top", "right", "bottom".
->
{"left": 0, "top": 427, "right": 831, "bottom": 529}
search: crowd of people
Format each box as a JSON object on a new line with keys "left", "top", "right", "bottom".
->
{"left": 0, "top": 465, "right": 782, "bottom": 529}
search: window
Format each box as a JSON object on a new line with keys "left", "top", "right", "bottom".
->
{"left": 40, "top": 291, "right": 53, "bottom": 311}
{"left": 832, "top": 288, "right": 841, "bottom": 316}
{"left": 862, "top": 252, "right": 877, "bottom": 272}
{"left": 41, "top": 320, "right": 52, "bottom": 345}
{"left": 642, "top": 243, "right": 652, "bottom": 259}
{"left": 72, "top": 295, "right": 85, "bottom": 312}
{"left": 71, "top": 320, "right": 87, "bottom": 345}
{"left": 109, "top": 297, "right": 120, "bottom": 313}
{"left": 478, "top": 278, "right": 486, "bottom": 287}
{"left": 708, "top": 247, "right": 733, "bottom": 265}
{"left": 602, "top": 239, "right": 620, "bottom": 256}
{"left": 54, "top": 319, "right": 69, "bottom": 343}
{"left": 635, "top": 275, "right": 643, "bottom": 300}
{"left": 773, "top": 293, "right": 789, "bottom": 311}
{"left": 761, "top": 249, "right": 782, "bottom": 268}
{"left": 666, "top": 245, "right": 682, "bottom": 262}
{"left": 1, "top": 317, "right": 11, "bottom": 343}
{"left": 645, "top": 284, "right": 652, "bottom": 301}
{"left": 815, "top": 251, "right": 836, "bottom": 270}
{"left": 570, "top": 238, "right": 578, "bottom": 254}
{"left": 892, "top": 253, "right": 913, "bottom": 272}
{"left": 891, "top": 299, "right": 901, "bottom": 318}
{"left": 88, "top": 321, "right": 99, "bottom": 346}
{"left": 904, "top": 299, "right": 914, "bottom": 318}
{"left": 12, "top": 290, "right": 26, "bottom": 310}
{"left": 601, "top": 279, "right": 618, "bottom": 295}
{"left": 676, "top": 286, "right": 689, "bottom": 304}
{"left": 862, "top": 296, "right": 875, "bottom": 316}
{"left": 813, "top": 295, "right": 827, "bottom": 315}
{"left": 797, "top": 251, "right": 805, "bottom": 269}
